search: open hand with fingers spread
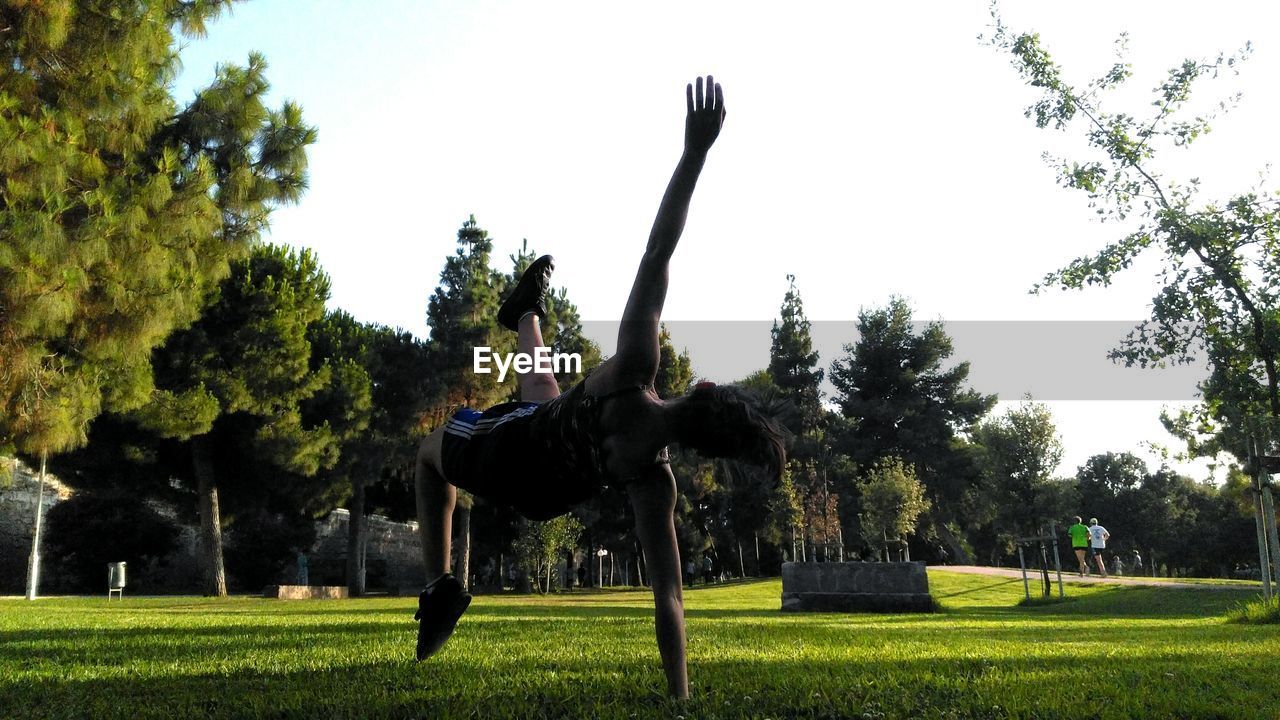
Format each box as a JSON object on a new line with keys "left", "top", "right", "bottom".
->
{"left": 685, "top": 75, "right": 726, "bottom": 154}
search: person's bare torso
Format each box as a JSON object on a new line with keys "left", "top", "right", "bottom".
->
{"left": 592, "top": 387, "right": 668, "bottom": 482}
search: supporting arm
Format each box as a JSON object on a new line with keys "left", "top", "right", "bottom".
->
{"left": 628, "top": 463, "right": 689, "bottom": 699}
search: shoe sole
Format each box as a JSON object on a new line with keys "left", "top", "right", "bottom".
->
{"left": 497, "top": 257, "right": 554, "bottom": 330}
{"left": 415, "top": 592, "right": 473, "bottom": 661}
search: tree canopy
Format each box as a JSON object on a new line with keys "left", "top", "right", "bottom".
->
{"left": 987, "top": 11, "right": 1280, "bottom": 463}
{"left": 830, "top": 297, "right": 995, "bottom": 532}
{"left": 1, "top": 2, "right": 314, "bottom": 458}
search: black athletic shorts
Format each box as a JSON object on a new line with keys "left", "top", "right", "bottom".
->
{"left": 439, "top": 381, "right": 619, "bottom": 521}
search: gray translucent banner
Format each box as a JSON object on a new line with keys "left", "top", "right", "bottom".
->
{"left": 579, "top": 321, "right": 1206, "bottom": 401}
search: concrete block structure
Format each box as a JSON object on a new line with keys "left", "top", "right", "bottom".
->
{"left": 781, "top": 561, "right": 934, "bottom": 613}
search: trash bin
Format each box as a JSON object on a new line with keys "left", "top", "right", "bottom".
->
{"left": 108, "top": 561, "right": 126, "bottom": 600}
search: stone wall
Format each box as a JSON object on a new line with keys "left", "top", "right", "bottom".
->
{"left": 0, "top": 460, "right": 71, "bottom": 595}
{"left": 150, "top": 508, "right": 425, "bottom": 592}
{"left": 306, "top": 509, "right": 425, "bottom": 590}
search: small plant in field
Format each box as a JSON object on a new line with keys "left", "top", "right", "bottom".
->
{"left": 1226, "top": 597, "right": 1280, "bottom": 624}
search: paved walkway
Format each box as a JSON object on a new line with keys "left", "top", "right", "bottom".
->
{"left": 934, "top": 565, "right": 1262, "bottom": 592}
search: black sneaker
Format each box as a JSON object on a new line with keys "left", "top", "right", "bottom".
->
{"left": 414, "top": 574, "right": 472, "bottom": 661}
{"left": 497, "top": 255, "right": 554, "bottom": 331}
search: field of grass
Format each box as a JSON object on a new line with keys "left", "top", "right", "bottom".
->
{"left": 2, "top": 570, "right": 1276, "bottom": 719}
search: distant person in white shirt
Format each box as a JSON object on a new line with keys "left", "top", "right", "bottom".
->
{"left": 1088, "top": 518, "right": 1110, "bottom": 577}
{"left": 1111, "top": 554, "right": 1125, "bottom": 576}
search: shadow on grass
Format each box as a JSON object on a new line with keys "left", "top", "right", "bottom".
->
{"left": 144, "top": 605, "right": 414, "bottom": 617}
{"left": 0, "top": 620, "right": 404, "bottom": 644}
{"left": 3, "top": 599, "right": 1258, "bottom": 679}
{"left": 1012, "top": 585, "right": 1261, "bottom": 620}
{"left": 5, "top": 635, "right": 1280, "bottom": 720}
{"left": 932, "top": 580, "right": 1260, "bottom": 620}
{"left": 933, "top": 576, "right": 1025, "bottom": 599}
{"left": 5, "top": 660, "right": 673, "bottom": 720}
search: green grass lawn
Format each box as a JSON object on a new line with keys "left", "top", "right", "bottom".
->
{"left": 2, "top": 570, "right": 1276, "bottom": 719}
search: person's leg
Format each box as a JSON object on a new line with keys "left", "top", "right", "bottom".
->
{"left": 1094, "top": 551, "right": 1107, "bottom": 577}
{"left": 413, "top": 427, "right": 473, "bottom": 661}
{"left": 497, "top": 256, "right": 561, "bottom": 402}
{"left": 1075, "top": 548, "right": 1087, "bottom": 575}
{"left": 415, "top": 428, "right": 453, "bottom": 584}
{"left": 517, "top": 312, "right": 560, "bottom": 402}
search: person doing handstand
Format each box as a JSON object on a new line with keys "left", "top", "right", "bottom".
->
{"left": 412, "top": 76, "right": 784, "bottom": 699}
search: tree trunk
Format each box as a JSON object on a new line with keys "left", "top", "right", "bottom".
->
{"left": 346, "top": 477, "right": 368, "bottom": 596}
{"left": 1253, "top": 487, "right": 1273, "bottom": 599}
{"left": 738, "top": 540, "right": 745, "bottom": 578}
{"left": 935, "top": 520, "right": 973, "bottom": 565}
{"left": 193, "top": 436, "right": 228, "bottom": 597}
{"left": 456, "top": 504, "right": 472, "bottom": 590}
{"left": 1262, "top": 482, "right": 1280, "bottom": 593}
{"left": 25, "top": 451, "right": 47, "bottom": 601}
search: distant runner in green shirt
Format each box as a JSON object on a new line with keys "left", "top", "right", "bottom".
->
{"left": 1068, "top": 516, "right": 1090, "bottom": 576}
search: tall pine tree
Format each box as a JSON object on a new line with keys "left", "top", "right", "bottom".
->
{"left": 768, "top": 276, "right": 838, "bottom": 560}
{"left": 769, "top": 275, "right": 824, "bottom": 434}
{"left": 139, "top": 245, "right": 352, "bottom": 596}
{"left": 0, "top": 1, "right": 313, "bottom": 597}
{"left": 830, "top": 297, "right": 995, "bottom": 562}
{"left": 308, "top": 312, "right": 433, "bottom": 595}
{"left": 426, "top": 216, "right": 511, "bottom": 412}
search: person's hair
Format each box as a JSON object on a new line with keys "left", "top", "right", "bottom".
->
{"left": 668, "top": 383, "right": 786, "bottom": 482}
{"left": 1089, "top": 518, "right": 1098, "bottom": 525}
{"left": 1072, "top": 516, "right": 1081, "bottom": 524}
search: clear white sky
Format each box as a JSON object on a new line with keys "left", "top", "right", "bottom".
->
{"left": 172, "top": 0, "right": 1280, "bottom": 480}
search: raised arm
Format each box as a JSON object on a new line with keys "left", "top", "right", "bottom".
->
{"left": 603, "top": 76, "right": 728, "bottom": 391}
{"left": 628, "top": 464, "right": 689, "bottom": 699}
{"left": 645, "top": 75, "right": 727, "bottom": 261}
